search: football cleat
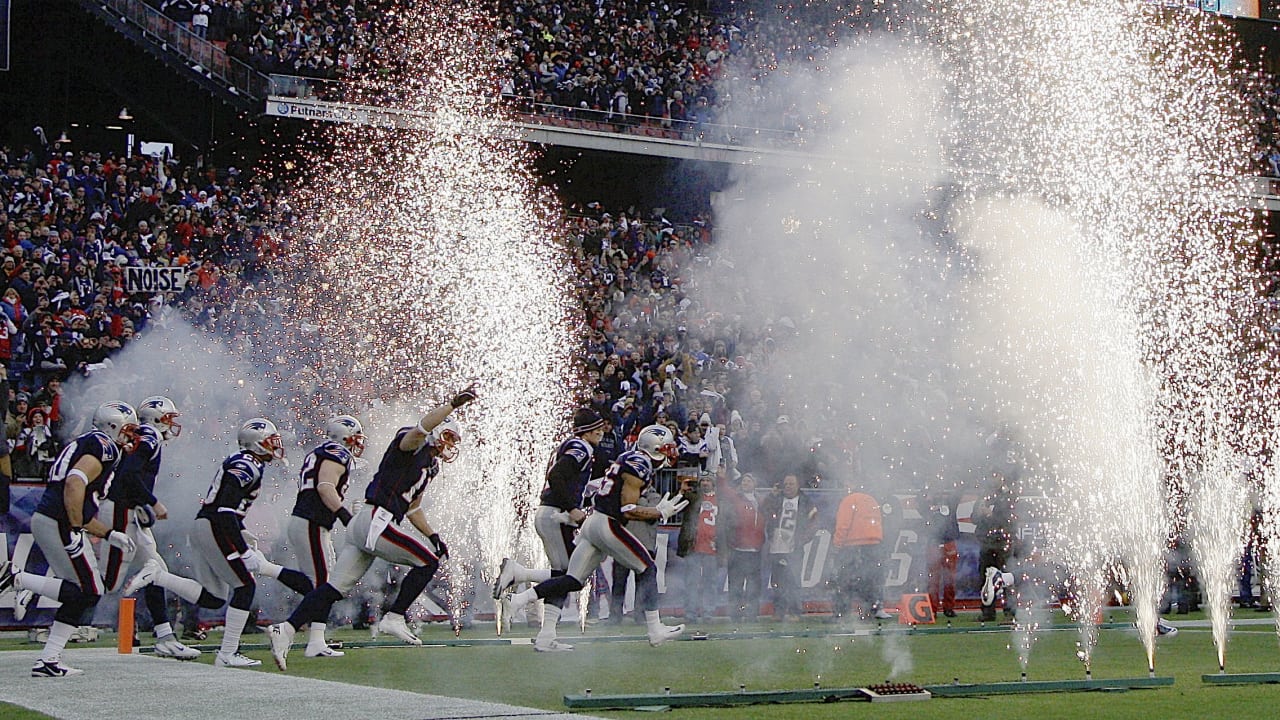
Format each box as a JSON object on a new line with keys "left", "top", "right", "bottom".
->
{"left": 304, "top": 646, "right": 345, "bottom": 658}
{"left": 183, "top": 627, "right": 208, "bottom": 642}
{"left": 0, "top": 560, "right": 15, "bottom": 593}
{"left": 154, "top": 637, "right": 201, "bottom": 660}
{"left": 31, "top": 659, "right": 83, "bottom": 678}
{"left": 492, "top": 557, "right": 519, "bottom": 599}
{"left": 1156, "top": 619, "right": 1179, "bottom": 637}
{"left": 980, "top": 566, "right": 1001, "bottom": 606}
{"left": 648, "top": 623, "right": 685, "bottom": 647}
{"left": 13, "top": 588, "right": 33, "bottom": 621}
{"left": 377, "top": 613, "right": 422, "bottom": 646}
{"left": 123, "top": 559, "right": 162, "bottom": 595}
{"left": 873, "top": 609, "right": 894, "bottom": 620}
{"left": 268, "top": 623, "right": 295, "bottom": 671}
{"left": 214, "top": 651, "right": 261, "bottom": 667}
{"left": 533, "top": 638, "right": 574, "bottom": 652}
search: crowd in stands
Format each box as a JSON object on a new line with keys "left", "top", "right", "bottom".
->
{"left": 0, "top": 132, "right": 283, "bottom": 478}
{"left": 149, "top": 0, "right": 845, "bottom": 141}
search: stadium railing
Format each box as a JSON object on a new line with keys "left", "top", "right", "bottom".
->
{"left": 266, "top": 74, "right": 803, "bottom": 148}
{"left": 89, "top": 0, "right": 269, "bottom": 101}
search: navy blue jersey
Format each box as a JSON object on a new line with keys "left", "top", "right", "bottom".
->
{"left": 584, "top": 449, "right": 655, "bottom": 521}
{"left": 364, "top": 427, "right": 440, "bottom": 522}
{"left": 35, "top": 429, "right": 123, "bottom": 526}
{"left": 107, "top": 424, "right": 162, "bottom": 509}
{"left": 538, "top": 436, "right": 595, "bottom": 511}
{"left": 291, "top": 440, "right": 355, "bottom": 529}
{"left": 196, "top": 451, "right": 266, "bottom": 521}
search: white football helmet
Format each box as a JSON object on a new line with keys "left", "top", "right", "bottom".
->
{"left": 93, "top": 401, "right": 140, "bottom": 450}
{"left": 430, "top": 416, "right": 462, "bottom": 463}
{"left": 138, "top": 395, "right": 182, "bottom": 442}
{"left": 325, "top": 414, "right": 365, "bottom": 457}
{"left": 634, "top": 424, "right": 678, "bottom": 467}
{"left": 238, "top": 418, "right": 284, "bottom": 461}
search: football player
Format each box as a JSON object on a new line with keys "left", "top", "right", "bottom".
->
{"left": 285, "top": 414, "right": 364, "bottom": 658}
{"left": 96, "top": 396, "right": 200, "bottom": 660}
{"left": 504, "top": 424, "right": 688, "bottom": 651}
{"left": 124, "top": 418, "right": 314, "bottom": 668}
{"left": 492, "top": 408, "right": 605, "bottom": 624}
{"left": 267, "top": 384, "right": 477, "bottom": 671}
{"left": 0, "top": 402, "right": 141, "bottom": 677}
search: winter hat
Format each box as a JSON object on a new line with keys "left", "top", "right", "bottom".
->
{"left": 572, "top": 407, "right": 605, "bottom": 435}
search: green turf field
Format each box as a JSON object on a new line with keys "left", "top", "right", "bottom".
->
{"left": 0, "top": 702, "right": 56, "bottom": 720}
{"left": 4, "top": 609, "right": 1280, "bottom": 719}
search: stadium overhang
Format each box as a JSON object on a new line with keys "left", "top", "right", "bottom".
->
{"left": 265, "top": 95, "right": 823, "bottom": 169}
{"left": 264, "top": 95, "right": 1280, "bottom": 205}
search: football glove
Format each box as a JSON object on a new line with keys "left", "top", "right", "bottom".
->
{"left": 64, "top": 531, "right": 86, "bottom": 558}
{"left": 450, "top": 383, "right": 479, "bottom": 409}
{"left": 654, "top": 493, "right": 690, "bottom": 522}
{"left": 107, "top": 530, "right": 137, "bottom": 556}
{"left": 428, "top": 533, "right": 449, "bottom": 559}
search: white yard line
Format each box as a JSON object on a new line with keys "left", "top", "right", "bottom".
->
{"left": 0, "top": 648, "right": 596, "bottom": 720}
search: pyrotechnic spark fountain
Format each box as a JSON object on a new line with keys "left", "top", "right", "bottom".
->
{"left": 936, "top": 0, "right": 1264, "bottom": 674}
{"left": 267, "top": 0, "right": 578, "bottom": 620}
{"left": 704, "top": 0, "right": 1268, "bottom": 677}
{"left": 1189, "top": 441, "right": 1252, "bottom": 671}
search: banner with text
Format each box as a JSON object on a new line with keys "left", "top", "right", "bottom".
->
{"left": 123, "top": 266, "right": 188, "bottom": 295}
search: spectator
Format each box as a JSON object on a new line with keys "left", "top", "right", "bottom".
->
{"left": 925, "top": 490, "right": 960, "bottom": 618}
{"left": 192, "top": 3, "right": 211, "bottom": 39}
{"left": 13, "top": 406, "right": 58, "bottom": 480}
{"left": 830, "top": 478, "right": 890, "bottom": 621}
{"left": 676, "top": 472, "right": 720, "bottom": 623}
{"left": 762, "top": 473, "right": 817, "bottom": 622}
{"left": 677, "top": 419, "right": 711, "bottom": 471}
{"left": 0, "top": 365, "right": 8, "bottom": 512}
{"left": 718, "top": 472, "right": 765, "bottom": 623}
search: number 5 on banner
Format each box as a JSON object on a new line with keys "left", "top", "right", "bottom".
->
{"left": 899, "top": 593, "right": 935, "bottom": 625}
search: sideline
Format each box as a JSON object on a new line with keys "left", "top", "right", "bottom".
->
{"left": 0, "top": 648, "right": 597, "bottom": 720}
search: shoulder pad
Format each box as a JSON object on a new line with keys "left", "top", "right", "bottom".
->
{"left": 621, "top": 450, "right": 653, "bottom": 478}
{"left": 225, "top": 453, "right": 262, "bottom": 486}
{"left": 319, "top": 440, "right": 352, "bottom": 463}
{"left": 562, "top": 438, "right": 593, "bottom": 465}
{"left": 135, "top": 425, "right": 162, "bottom": 452}
{"left": 86, "top": 431, "right": 119, "bottom": 461}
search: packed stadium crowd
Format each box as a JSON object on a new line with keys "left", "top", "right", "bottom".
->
{"left": 148, "top": 0, "right": 845, "bottom": 139}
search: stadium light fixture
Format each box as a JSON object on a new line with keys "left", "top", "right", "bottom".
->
{"left": 118, "top": 107, "right": 134, "bottom": 121}
{"left": 56, "top": 130, "right": 71, "bottom": 144}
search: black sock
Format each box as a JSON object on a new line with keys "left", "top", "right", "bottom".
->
{"left": 289, "top": 584, "right": 343, "bottom": 629}
{"left": 276, "top": 568, "right": 315, "bottom": 595}
{"left": 144, "top": 585, "right": 169, "bottom": 626}
{"left": 388, "top": 563, "right": 436, "bottom": 616}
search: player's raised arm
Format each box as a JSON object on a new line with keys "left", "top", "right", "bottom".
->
{"left": 400, "top": 383, "right": 479, "bottom": 452}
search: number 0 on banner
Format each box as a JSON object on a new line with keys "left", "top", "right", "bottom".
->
{"left": 899, "top": 593, "right": 935, "bottom": 624}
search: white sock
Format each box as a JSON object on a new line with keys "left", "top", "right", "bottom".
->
{"left": 17, "top": 572, "right": 62, "bottom": 598}
{"left": 537, "top": 603, "right": 560, "bottom": 641}
{"left": 516, "top": 566, "right": 551, "bottom": 583}
{"left": 221, "top": 607, "right": 250, "bottom": 656}
{"left": 510, "top": 588, "right": 536, "bottom": 610}
{"left": 42, "top": 621, "right": 75, "bottom": 663}
{"left": 255, "top": 559, "right": 283, "bottom": 580}
{"left": 645, "top": 610, "right": 662, "bottom": 630}
{"left": 155, "top": 571, "right": 204, "bottom": 605}
{"left": 307, "top": 622, "right": 327, "bottom": 650}
{"left": 154, "top": 622, "right": 174, "bottom": 640}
